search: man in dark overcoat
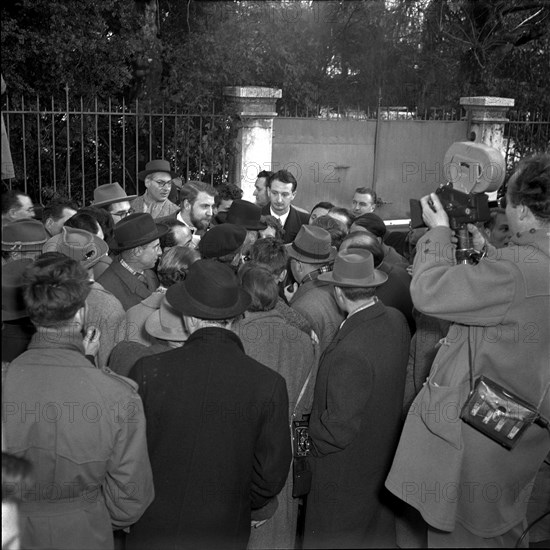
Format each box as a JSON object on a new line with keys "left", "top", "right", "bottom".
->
{"left": 303, "top": 249, "right": 410, "bottom": 549}
{"left": 126, "top": 259, "right": 292, "bottom": 550}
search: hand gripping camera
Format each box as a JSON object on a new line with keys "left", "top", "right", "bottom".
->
{"left": 410, "top": 141, "right": 506, "bottom": 264}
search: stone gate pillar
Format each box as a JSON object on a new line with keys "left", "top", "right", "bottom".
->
{"left": 459, "top": 96, "right": 515, "bottom": 156}
{"left": 224, "top": 86, "right": 282, "bottom": 201}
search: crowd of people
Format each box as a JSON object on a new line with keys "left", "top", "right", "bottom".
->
{"left": 1, "top": 155, "right": 549, "bottom": 550}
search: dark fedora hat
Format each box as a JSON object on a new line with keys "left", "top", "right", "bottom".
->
{"left": 2, "top": 258, "right": 33, "bottom": 321}
{"left": 43, "top": 226, "right": 109, "bottom": 269}
{"left": 110, "top": 212, "right": 169, "bottom": 252}
{"left": 2, "top": 219, "right": 49, "bottom": 252}
{"left": 198, "top": 224, "right": 247, "bottom": 259}
{"left": 319, "top": 249, "right": 388, "bottom": 288}
{"left": 225, "top": 199, "right": 267, "bottom": 230}
{"left": 286, "top": 225, "right": 337, "bottom": 265}
{"left": 138, "top": 159, "right": 178, "bottom": 181}
{"left": 91, "top": 182, "right": 137, "bottom": 207}
{"left": 352, "top": 213, "right": 387, "bottom": 238}
{"left": 166, "top": 259, "right": 251, "bottom": 320}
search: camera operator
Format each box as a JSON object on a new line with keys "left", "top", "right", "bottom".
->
{"left": 385, "top": 154, "right": 550, "bottom": 547}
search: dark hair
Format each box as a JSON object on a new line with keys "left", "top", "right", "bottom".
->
{"left": 311, "top": 215, "right": 347, "bottom": 249}
{"left": 340, "top": 232, "right": 384, "bottom": 266}
{"left": 1, "top": 189, "right": 27, "bottom": 215}
{"left": 42, "top": 200, "right": 77, "bottom": 222}
{"left": 64, "top": 212, "right": 101, "bottom": 235}
{"left": 23, "top": 252, "right": 92, "bottom": 328}
{"left": 351, "top": 213, "right": 387, "bottom": 237}
{"left": 338, "top": 285, "right": 377, "bottom": 301}
{"left": 2, "top": 452, "right": 32, "bottom": 502}
{"left": 78, "top": 206, "right": 115, "bottom": 244}
{"left": 267, "top": 170, "right": 298, "bottom": 192}
{"left": 507, "top": 154, "right": 550, "bottom": 222}
{"left": 257, "top": 170, "right": 273, "bottom": 180}
{"left": 311, "top": 201, "right": 335, "bottom": 213}
{"left": 249, "top": 237, "right": 288, "bottom": 277}
{"left": 180, "top": 181, "right": 217, "bottom": 205}
{"left": 483, "top": 208, "right": 507, "bottom": 231}
{"left": 214, "top": 183, "right": 243, "bottom": 207}
{"left": 328, "top": 207, "right": 354, "bottom": 230}
{"left": 260, "top": 215, "right": 285, "bottom": 241}
{"left": 238, "top": 264, "right": 278, "bottom": 312}
{"left": 354, "top": 187, "right": 377, "bottom": 203}
{"left": 157, "top": 246, "right": 200, "bottom": 287}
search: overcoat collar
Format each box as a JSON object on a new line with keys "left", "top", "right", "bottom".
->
{"left": 111, "top": 258, "right": 155, "bottom": 299}
{"left": 27, "top": 326, "right": 86, "bottom": 355}
{"left": 186, "top": 326, "right": 245, "bottom": 352}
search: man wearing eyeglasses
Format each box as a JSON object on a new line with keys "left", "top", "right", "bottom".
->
{"left": 132, "top": 159, "right": 180, "bottom": 219}
{"left": 260, "top": 170, "right": 309, "bottom": 244}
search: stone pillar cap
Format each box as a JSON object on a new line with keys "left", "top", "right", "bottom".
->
{"left": 224, "top": 86, "right": 282, "bottom": 99}
{"left": 460, "top": 97, "right": 515, "bottom": 108}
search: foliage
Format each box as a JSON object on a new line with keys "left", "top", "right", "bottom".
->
{"left": 1, "top": 0, "right": 142, "bottom": 103}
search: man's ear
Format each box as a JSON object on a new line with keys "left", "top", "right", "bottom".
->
{"left": 277, "top": 268, "right": 287, "bottom": 284}
{"left": 183, "top": 315, "right": 199, "bottom": 333}
{"left": 182, "top": 199, "right": 191, "bottom": 212}
{"left": 43, "top": 217, "right": 54, "bottom": 233}
{"left": 74, "top": 306, "right": 86, "bottom": 327}
{"left": 333, "top": 285, "right": 345, "bottom": 309}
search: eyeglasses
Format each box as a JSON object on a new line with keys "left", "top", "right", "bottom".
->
{"left": 112, "top": 208, "right": 134, "bottom": 218}
{"left": 152, "top": 179, "right": 175, "bottom": 189}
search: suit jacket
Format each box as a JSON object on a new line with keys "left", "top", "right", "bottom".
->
{"left": 127, "top": 327, "right": 292, "bottom": 550}
{"left": 304, "top": 302, "right": 410, "bottom": 549}
{"left": 97, "top": 259, "right": 159, "bottom": 311}
{"left": 131, "top": 194, "right": 179, "bottom": 219}
{"left": 261, "top": 204, "right": 309, "bottom": 244}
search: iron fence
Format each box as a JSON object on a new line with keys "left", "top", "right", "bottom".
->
{"left": 3, "top": 90, "right": 548, "bottom": 206}
{"left": 3, "top": 87, "right": 235, "bottom": 206}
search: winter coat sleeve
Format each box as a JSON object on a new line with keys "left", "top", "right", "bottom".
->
{"left": 411, "top": 226, "right": 516, "bottom": 325}
{"left": 250, "top": 375, "right": 292, "bottom": 510}
{"left": 310, "top": 347, "right": 373, "bottom": 456}
{"left": 103, "top": 385, "right": 155, "bottom": 528}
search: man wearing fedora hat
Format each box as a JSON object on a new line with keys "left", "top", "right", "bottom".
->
{"left": 97, "top": 212, "right": 168, "bottom": 310}
{"left": 91, "top": 182, "right": 138, "bottom": 224}
{"left": 126, "top": 259, "right": 292, "bottom": 550}
{"left": 2, "top": 219, "right": 49, "bottom": 264}
{"left": 131, "top": 159, "right": 180, "bottom": 219}
{"left": 286, "top": 225, "right": 344, "bottom": 353}
{"left": 303, "top": 249, "right": 410, "bottom": 549}
{"left": 43, "top": 226, "right": 127, "bottom": 368}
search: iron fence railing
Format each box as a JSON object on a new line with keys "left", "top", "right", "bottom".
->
{"left": 3, "top": 87, "right": 234, "bottom": 206}
{"left": 3, "top": 90, "right": 548, "bottom": 206}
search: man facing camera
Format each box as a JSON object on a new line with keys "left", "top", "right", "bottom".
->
{"left": 261, "top": 170, "right": 309, "bottom": 244}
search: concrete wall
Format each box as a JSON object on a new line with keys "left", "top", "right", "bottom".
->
{"left": 272, "top": 117, "right": 468, "bottom": 219}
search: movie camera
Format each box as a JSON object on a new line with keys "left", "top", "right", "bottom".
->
{"left": 410, "top": 141, "right": 506, "bottom": 264}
